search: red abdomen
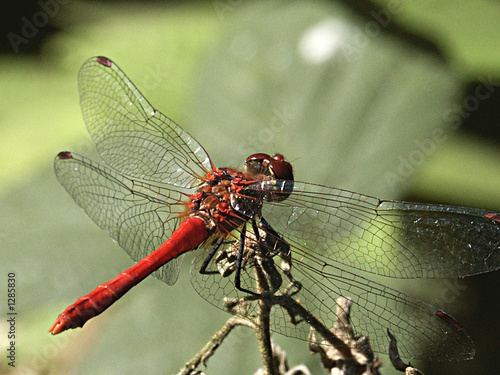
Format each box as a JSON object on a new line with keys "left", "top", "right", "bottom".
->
{"left": 49, "top": 216, "right": 209, "bottom": 334}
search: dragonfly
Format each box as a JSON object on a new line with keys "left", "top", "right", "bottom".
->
{"left": 49, "top": 56, "right": 500, "bottom": 362}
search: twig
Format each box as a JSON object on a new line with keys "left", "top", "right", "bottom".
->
{"left": 177, "top": 316, "right": 255, "bottom": 375}
{"left": 387, "top": 329, "right": 424, "bottom": 375}
{"left": 254, "top": 247, "right": 279, "bottom": 375}
{"left": 308, "top": 296, "right": 382, "bottom": 374}
{"left": 180, "top": 223, "right": 426, "bottom": 375}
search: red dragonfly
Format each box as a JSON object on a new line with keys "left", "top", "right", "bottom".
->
{"left": 50, "top": 56, "right": 500, "bottom": 361}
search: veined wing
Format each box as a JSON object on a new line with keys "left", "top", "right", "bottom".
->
{"left": 78, "top": 56, "right": 214, "bottom": 188}
{"left": 292, "top": 260, "right": 474, "bottom": 361}
{"left": 249, "top": 180, "right": 500, "bottom": 279}
{"left": 54, "top": 151, "right": 194, "bottom": 285}
{"left": 191, "top": 226, "right": 474, "bottom": 361}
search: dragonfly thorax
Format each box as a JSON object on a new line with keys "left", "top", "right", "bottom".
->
{"left": 189, "top": 167, "right": 262, "bottom": 233}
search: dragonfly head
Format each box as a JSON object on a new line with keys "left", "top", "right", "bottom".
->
{"left": 245, "top": 153, "right": 294, "bottom": 182}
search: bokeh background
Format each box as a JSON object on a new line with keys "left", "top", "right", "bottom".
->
{"left": 1, "top": 0, "right": 499, "bottom": 374}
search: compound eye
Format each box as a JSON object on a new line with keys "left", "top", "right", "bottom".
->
{"left": 245, "top": 153, "right": 272, "bottom": 176}
{"left": 245, "top": 153, "right": 294, "bottom": 181}
{"left": 244, "top": 153, "right": 294, "bottom": 202}
{"left": 246, "top": 153, "right": 271, "bottom": 164}
{"left": 269, "top": 154, "right": 293, "bottom": 181}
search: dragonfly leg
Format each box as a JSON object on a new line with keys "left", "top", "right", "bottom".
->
{"left": 234, "top": 225, "right": 259, "bottom": 296}
{"left": 258, "top": 215, "right": 278, "bottom": 236}
{"left": 258, "top": 215, "right": 289, "bottom": 258}
{"left": 257, "top": 215, "right": 302, "bottom": 295}
{"left": 199, "top": 237, "right": 225, "bottom": 275}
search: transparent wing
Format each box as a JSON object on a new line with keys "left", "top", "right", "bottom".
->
{"left": 78, "top": 56, "right": 214, "bottom": 187}
{"left": 250, "top": 180, "right": 500, "bottom": 279}
{"left": 191, "top": 226, "right": 474, "bottom": 361}
{"left": 54, "top": 151, "right": 194, "bottom": 285}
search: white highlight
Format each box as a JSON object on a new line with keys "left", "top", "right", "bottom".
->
{"left": 298, "top": 19, "right": 346, "bottom": 64}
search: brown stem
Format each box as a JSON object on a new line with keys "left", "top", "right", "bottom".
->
{"left": 254, "top": 254, "right": 278, "bottom": 375}
{"left": 178, "top": 316, "right": 255, "bottom": 375}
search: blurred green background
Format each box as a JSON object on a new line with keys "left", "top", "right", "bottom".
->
{"left": 1, "top": 0, "right": 499, "bottom": 374}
